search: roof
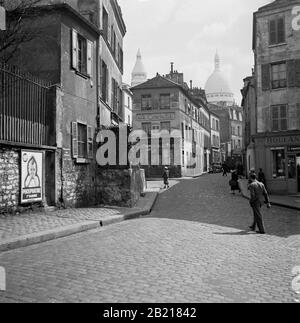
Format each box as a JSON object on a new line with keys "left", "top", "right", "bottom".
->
{"left": 256, "top": 0, "right": 299, "bottom": 13}
{"left": 132, "top": 74, "right": 210, "bottom": 112}
{"left": 8, "top": 3, "right": 101, "bottom": 36}
{"left": 131, "top": 73, "right": 182, "bottom": 91}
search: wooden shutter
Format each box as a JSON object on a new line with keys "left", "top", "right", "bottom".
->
{"left": 72, "top": 122, "right": 78, "bottom": 158}
{"left": 269, "top": 19, "right": 277, "bottom": 45}
{"left": 288, "top": 104, "right": 298, "bottom": 130}
{"left": 72, "top": 29, "right": 78, "bottom": 70}
{"left": 277, "top": 17, "right": 285, "bottom": 44}
{"left": 87, "top": 125, "right": 93, "bottom": 159}
{"left": 87, "top": 40, "right": 93, "bottom": 77}
{"left": 287, "top": 60, "right": 296, "bottom": 87}
{"left": 295, "top": 59, "right": 300, "bottom": 87}
{"left": 262, "top": 106, "right": 271, "bottom": 132}
{"left": 261, "top": 64, "right": 270, "bottom": 91}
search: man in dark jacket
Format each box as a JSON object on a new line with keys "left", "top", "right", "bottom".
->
{"left": 248, "top": 174, "right": 271, "bottom": 234}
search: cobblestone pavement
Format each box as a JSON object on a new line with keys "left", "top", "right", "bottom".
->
{"left": 0, "top": 208, "right": 121, "bottom": 241}
{"left": 0, "top": 174, "right": 299, "bottom": 303}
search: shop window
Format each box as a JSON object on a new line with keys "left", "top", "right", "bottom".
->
{"left": 288, "top": 156, "right": 296, "bottom": 179}
{"left": 272, "top": 149, "right": 286, "bottom": 178}
{"left": 142, "top": 122, "right": 151, "bottom": 136}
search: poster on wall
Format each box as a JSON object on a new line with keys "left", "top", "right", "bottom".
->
{"left": 21, "top": 150, "right": 44, "bottom": 204}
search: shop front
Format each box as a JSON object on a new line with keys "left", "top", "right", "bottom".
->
{"left": 255, "top": 133, "right": 300, "bottom": 195}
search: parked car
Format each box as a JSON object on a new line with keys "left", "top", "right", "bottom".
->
{"left": 210, "top": 163, "right": 222, "bottom": 173}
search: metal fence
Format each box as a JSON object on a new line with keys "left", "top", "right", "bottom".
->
{"left": 0, "top": 62, "right": 51, "bottom": 147}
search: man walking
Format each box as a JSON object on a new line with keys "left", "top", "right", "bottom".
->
{"left": 248, "top": 174, "right": 271, "bottom": 234}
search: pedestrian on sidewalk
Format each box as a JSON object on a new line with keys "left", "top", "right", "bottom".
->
{"left": 162, "top": 167, "right": 170, "bottom": 189}
{"left": 248, "top": 173, "right": 271, "bottom": 234}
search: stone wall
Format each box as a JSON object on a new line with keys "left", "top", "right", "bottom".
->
{"left": 95, "top": 167, "right": 142, "bottom": 208}
{"left": 58, "top": 148, "right": 97, "bottom": 208}
{"left": 0, "top": 147, "right": 19, "bottom": 213}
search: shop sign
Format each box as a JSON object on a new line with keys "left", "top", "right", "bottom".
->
{"left": 266, "top": 135, "right": 300, "bottom": 146}
{"left": 21, "top": 150, "right": 44, "bottom": 204}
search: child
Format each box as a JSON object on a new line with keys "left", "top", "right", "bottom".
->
{"left": 162, "top": 167, "right": 170, "bottom": 189}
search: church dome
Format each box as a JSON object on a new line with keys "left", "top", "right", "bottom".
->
{"left": 205, "top": 52, "right": 234, "bottom": 105}
{"left": 131, "top": 49, "right": 147, "bottom": 87}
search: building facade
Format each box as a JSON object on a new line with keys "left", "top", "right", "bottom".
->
{"left": 209, "top": 103, "right": 244, "bottom": 168}
{"left": 131, "top": 68, "right": 211, "bottom": 178}
{"left": 122, "top": 83, "right": 133, "bottom": 127}
{"left": 253, "top": 0, "right": 300, "bottom": 194}
{"left": 241, "top": 75, "right": 257, "bottom": 175}
{"left": 210, "top": 112, "right": 221, "bottom": 165}
{"left": 0, "top": 2, "right": 142, "bottom": 213}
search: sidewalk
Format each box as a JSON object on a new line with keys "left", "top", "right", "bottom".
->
{"left": 239, "top": 179, "right": 300, "bottom": 211}
{"left": 0, "top": 189, "right": 158, "bottom": 252}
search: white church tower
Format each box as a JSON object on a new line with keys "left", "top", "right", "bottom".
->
{"left": 131, "top": 49, "right": 147, "bottom": 87}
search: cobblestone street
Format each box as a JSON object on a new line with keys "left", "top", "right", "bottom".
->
{"left": 0, "top": 174, "right": 299, "bottom": 303}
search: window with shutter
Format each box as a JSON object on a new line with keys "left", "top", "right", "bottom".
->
{"left": 261, "top": 64, "right": 271, "bottom": 91}
{"left": 87, "top": 41, "right": 93, "bottom": 78}
{"left": 87, "top": 126, "right": 93, "bottom": 159}
{"left": 72, "top": 29, "right": 78, "bottom": 70}
{"left": 271, "top": 105, "right": 287, "bottom": 132}
{"left": 269, "top": 17, "right": 286, "bottom": 45}
{"left": 271, "top": 62, "right": 287, "bottom": 89}
{"left": 72, "top": 122, "right": 79, "bottom": 158}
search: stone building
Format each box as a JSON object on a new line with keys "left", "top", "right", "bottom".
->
{"left": 0, "top": 2, "right": 141, "bottom": 213}
{"left": 122, "top": 83, "right": 133, "bottom": 127}
{"left": 210, "top": 111, "right": 221, "bottom": 165}
{"left": 253, "top": 0, "right": 300, "bottom": 194}
{"left": 131, "top": 66, "right": 211, "bottom": 178}
{"left": 241, "top": 74, "right": 257, "bottom": 175}
{"left": 209, "top": 103, "right": 244, "bottom": 168}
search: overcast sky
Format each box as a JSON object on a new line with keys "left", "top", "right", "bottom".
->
{"left": 118, "top": 0, "right": 272, "bottom": 104}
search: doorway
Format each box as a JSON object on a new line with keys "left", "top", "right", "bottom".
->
{"left": 297, "top": 156, "right": 300, "bottom": 193}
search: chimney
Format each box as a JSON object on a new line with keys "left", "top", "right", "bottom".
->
{"left": 190, "top": 80, "right": 193, "bottom": 90}
{"left": 170, "top": 62, "right": 174, "bottom": 74}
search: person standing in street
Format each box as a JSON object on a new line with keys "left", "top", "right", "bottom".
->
{"left": 258, "top": 168, "right": 267, "bottom": 188}
{"left": 248, "top": 173, "right": 271, "bottom": 234}
{"left": 162, "top": 167, "right": 170, "bottom": 189}
{"left": 230, "top": 169, "right": 240, "bottom": 194}
{"left": 222, "top": 163, "right": 228, "bottom": 177}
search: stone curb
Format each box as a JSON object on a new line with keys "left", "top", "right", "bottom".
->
{"left": 239, "top": 181, "right": 300, "bottom": 212}
{"left": 0, "top": 192, "right": 159, "bottom": 253}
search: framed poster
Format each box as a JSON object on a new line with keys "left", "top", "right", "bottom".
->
{"left": 21, "top": 150, "right": 44, "bottom": 204}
